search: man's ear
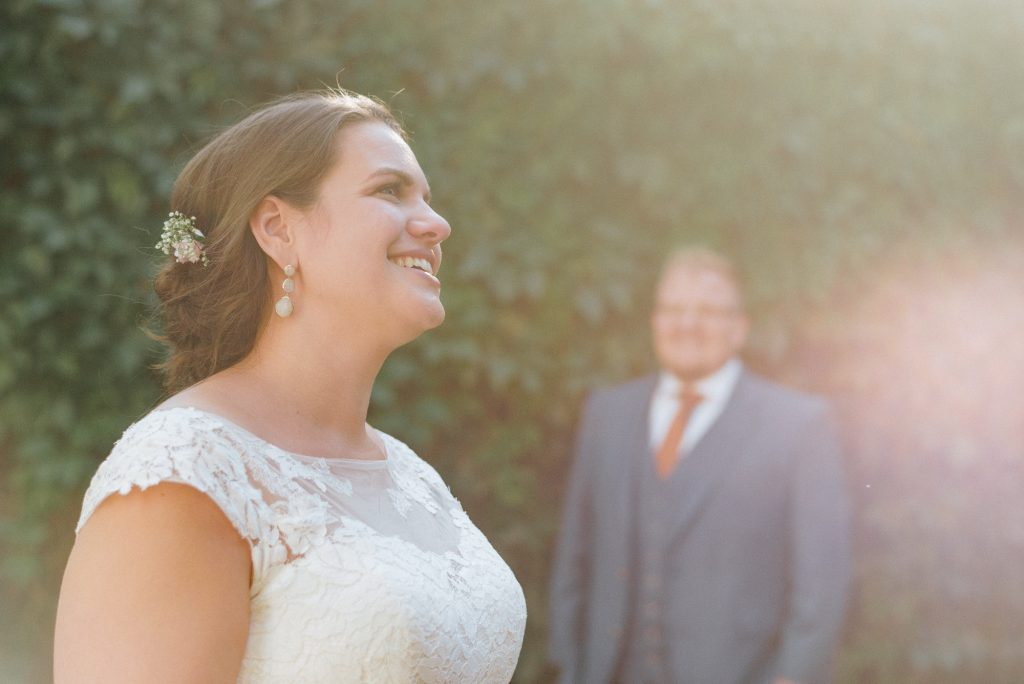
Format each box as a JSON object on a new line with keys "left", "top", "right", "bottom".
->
{"left": 249, "top": 195, "right": 298, "bottom": 268}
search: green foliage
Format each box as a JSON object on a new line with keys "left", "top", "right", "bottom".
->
{"left": 3, "top": 0, "right": 1024, "bottom": 681}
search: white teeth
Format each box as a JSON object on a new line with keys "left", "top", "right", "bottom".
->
{"left": 389, "top": 256, "right": 433, "bottom": 274}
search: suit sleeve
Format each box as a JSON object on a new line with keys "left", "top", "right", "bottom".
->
{"left": 548, "top": 392, "right": 601, "bottom": 680}
{"left": 775, "top": 405, "right": 852, "bottom": 684}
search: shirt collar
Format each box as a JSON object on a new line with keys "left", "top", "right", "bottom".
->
{"left": 656, "top": 357, "right": 743, "bottom": 402}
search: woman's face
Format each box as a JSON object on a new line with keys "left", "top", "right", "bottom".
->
{"left": 295, "top": 121, "right": 451, "bottom": 347}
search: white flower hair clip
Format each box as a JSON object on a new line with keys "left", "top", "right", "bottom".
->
{"left": 156, "top": 211, "right": 209, "bottom": 266}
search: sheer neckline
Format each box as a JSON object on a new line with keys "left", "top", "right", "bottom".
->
{"left": 151, "top": 406, "right": 391, "bottom": 469}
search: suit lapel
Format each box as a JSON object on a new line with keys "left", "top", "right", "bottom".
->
{"left": 661, "top": 371, "right": 762, "bottom": 543}
{"left": 606, "top": 375, "right": 657, "bottom": 530}
{"left": 600, "top": 376, "right": 655, "bottom": 586}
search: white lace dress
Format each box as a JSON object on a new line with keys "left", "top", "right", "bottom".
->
{"left": 77, "top": 407, "right": 527, "bottom": 683}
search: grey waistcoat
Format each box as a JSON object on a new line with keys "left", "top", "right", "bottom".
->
{"left": 615, "top": 452, "right": 683, "bottom": 683}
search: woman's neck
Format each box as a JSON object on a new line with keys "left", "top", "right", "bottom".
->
{"left": 175, "top": 320, "right": 393, "bottom": 460}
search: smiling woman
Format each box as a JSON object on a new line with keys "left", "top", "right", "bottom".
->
{"left": 288, "top": 120, "right": 451, "bottom": 349}
{"left": 52, "top": 90, "right": 526, "bottom": 683}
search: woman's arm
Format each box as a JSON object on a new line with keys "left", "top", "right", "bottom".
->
{"left": 54, "top": 482, "right": 251, "bottom": 683}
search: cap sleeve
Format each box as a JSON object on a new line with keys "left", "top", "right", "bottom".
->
{"left": 77, "top": 408, "right": 280, "bottom": 590}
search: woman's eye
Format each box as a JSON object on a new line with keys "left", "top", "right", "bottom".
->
{"left": 377, "top": 183, "right": 401, "bottom": 198}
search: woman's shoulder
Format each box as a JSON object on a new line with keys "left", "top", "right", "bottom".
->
{"left": 111, "top": 405, "right": 246, "bottom": 455}
{"left": 78, "top": 407, "right": 267, "bottom": 538}
{"left": 98, "top": 407, "right": 258, "bottom": 487}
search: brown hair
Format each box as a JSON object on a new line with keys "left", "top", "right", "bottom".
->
{"left": 153, "top": 89, "right": 403, "bottom": 394}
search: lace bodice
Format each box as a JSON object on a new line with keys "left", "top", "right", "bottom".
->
{"left": 77, "top": 407, "right": 527, "bottom": 683}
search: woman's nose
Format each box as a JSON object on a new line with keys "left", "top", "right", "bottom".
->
{"left": 408, "top": 206, "right": 452, "bottom": 244}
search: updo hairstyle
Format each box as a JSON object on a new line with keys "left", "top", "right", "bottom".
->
{"left": 153, "top": 90, "right": 403, "bottom": 394}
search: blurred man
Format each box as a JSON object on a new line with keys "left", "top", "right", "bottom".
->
{"left": 549, "top": 247, "right": 851, "bottom": 684}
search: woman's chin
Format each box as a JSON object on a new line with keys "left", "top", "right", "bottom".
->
{"left": 419, "top": 302, "right": 446, "bottom": 331}
{"left": 392, "top": 302, "right": 445, "bottom": 345}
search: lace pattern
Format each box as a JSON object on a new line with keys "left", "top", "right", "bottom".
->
{"left": 77, "top": 407, "right": 526, "bottom": 683}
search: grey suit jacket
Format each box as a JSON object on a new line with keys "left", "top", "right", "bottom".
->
{"left": 549, "top": 369, "right": 851, "bottom": 684}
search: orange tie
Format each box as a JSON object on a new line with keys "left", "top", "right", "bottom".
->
{"left": 655, "top": 386, "right": 703, "bottom": 479}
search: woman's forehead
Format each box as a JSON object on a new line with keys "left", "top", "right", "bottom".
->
{"left": 334, "top": 121, "right": 418, "bottom": 173}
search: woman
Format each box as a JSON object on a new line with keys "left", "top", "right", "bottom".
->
{"left": 54, "top": 90, "right": 527, "bottom": 682}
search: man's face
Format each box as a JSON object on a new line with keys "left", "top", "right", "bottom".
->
{"left": 651, "top": 265, "right": 750, "bottom": 382}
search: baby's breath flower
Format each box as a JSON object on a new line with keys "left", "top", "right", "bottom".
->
{"left": 156, "top": 211, "right": 208, "bottom": 266}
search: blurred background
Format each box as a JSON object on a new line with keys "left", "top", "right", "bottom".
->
{"left": 2, "top": 0, "right": 1023, "bottom": 681}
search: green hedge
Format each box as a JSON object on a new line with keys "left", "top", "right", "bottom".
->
{"left": 3, "top": 0, "right": 1024, "bottom": 681}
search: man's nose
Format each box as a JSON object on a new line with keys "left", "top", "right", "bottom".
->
{"left": 676, "top": 309, "right": 702, "bottom": 328}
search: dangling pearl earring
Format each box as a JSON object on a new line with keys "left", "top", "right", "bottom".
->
{"left": 275, "top": 264, "right": 296, "bottom": 318}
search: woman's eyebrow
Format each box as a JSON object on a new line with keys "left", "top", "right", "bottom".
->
{"left": 365, "top": 167, "right": 432, "bottom": 202}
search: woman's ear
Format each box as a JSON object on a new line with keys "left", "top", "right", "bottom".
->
{"left": 249, "top": 196, "right": 298, "bottom": 268}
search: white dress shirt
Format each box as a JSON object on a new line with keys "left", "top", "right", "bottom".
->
{"left": 648, "top": 358, "right": 743, "bottom": 455}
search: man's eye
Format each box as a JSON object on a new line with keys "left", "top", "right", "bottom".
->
{"left": 378, "top": 183, "right": 401, "bottom": 197}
